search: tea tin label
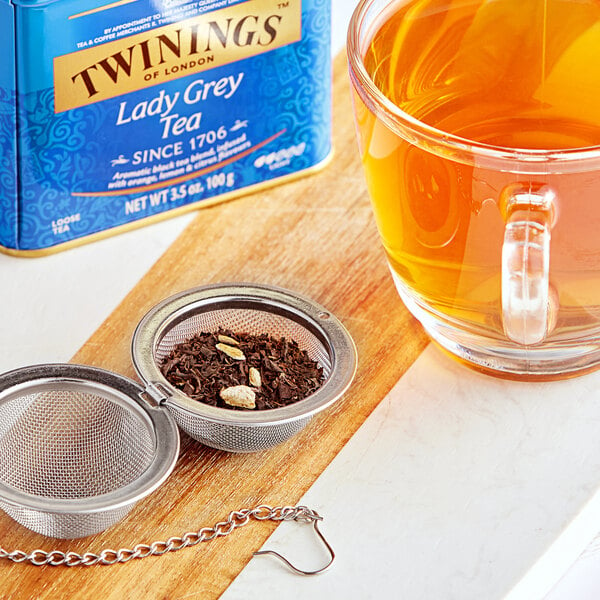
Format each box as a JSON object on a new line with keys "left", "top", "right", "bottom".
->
{"left": 0, "top": 0, "right": 331, "bottom": 253}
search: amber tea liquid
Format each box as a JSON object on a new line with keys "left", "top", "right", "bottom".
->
{"left": 353, "top": 0, "right": 600, "bottom": 360}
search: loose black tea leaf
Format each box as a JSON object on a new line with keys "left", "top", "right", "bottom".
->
{"left": 160, "top": 330, "right": 324, "bottom": 410}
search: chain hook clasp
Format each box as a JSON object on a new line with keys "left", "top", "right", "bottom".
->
{"left": 253, "top": 510, "right": 335, "bottom": 576}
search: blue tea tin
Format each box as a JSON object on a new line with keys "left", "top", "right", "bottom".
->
{"left": 0, "top": 0, "right": 331, "bottom": 254}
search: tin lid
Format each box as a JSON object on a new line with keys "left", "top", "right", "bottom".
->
{"left": 9, "top": 0, "right": 61, "bottom": 6}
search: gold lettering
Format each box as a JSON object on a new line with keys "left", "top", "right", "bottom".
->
{"left": 54, "top": 0, "right": 301, "bottom": 112}
{"left": 158, "top": 30, "right": 182, "bottom": 64}
{"left": 233, "top": 16, "right": 258, "bottom": 47}
{"left": 97, "top": 46, "right": 136, "bottom": 83}
{"left": 71, "top": 65, "right": 99, "bottom": 98}
{"left": 205, "top": 19, "right": 231, "bottom": 52}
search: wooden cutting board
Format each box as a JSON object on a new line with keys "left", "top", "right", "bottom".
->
{"left": 0, "top": 52, "right": 429, "bottom": 599}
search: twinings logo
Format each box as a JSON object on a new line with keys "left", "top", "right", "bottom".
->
{"left": 54, "top": 0, "right": 301, "bottom": 112}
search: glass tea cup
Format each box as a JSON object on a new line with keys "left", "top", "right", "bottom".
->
{"left": 347, "top": 0, "right": 600, "bottom": 379}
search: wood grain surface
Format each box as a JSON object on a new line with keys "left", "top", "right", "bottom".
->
{"left": 0, "top": 53, "right": 429, "bottom": 599}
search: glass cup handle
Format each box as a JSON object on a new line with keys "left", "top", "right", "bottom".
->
{"left": 500, "top": 185, "right": 556, "bottom": 346}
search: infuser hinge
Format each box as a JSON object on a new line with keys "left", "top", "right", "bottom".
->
{"left": 139, "top": 382, "right": 170, "bottom": 408}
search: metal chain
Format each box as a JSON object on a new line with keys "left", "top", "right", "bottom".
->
{"left": 0, "top": 505, "right": 323, "bottom": 568}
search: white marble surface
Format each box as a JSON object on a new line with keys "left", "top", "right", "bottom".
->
{"left": 222, "top": 346, "right": 600, "bottom": 600}
{"left": 1, "top": 1, "right": 600, "bottom": 598}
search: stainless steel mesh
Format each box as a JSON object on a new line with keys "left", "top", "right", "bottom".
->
{"left": 0, "top": 365, "right": 179, "bottom": 539}
{"left": 152, "top": 306, "right": 329, "bottom": 452}
{"left": 132, "top": 284, "right": 358, "bottom": 453}
{"left": 0, "top": 390, "right": 154, "bottom": 499}
{"left": 167, "top": 405, "right": 311, "bottom": 453}
{"left": 0, "top": 286, "right": 354, "bottom": 540}
{"left": 0, "top": 503, "right": 133, "bottom": 540}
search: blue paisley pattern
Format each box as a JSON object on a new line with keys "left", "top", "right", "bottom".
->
{"left": 0, "top": 87, "right": 17, "bottom": 249}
